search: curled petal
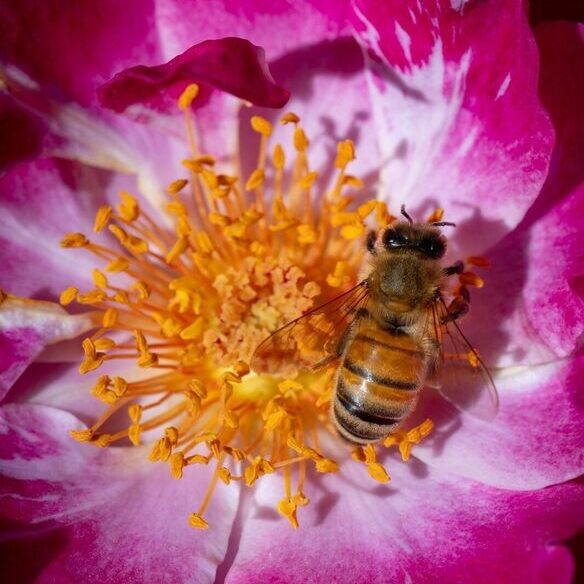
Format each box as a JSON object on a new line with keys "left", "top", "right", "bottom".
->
{"left": 0, "top": 297, "right": 93, "bottom": 401}
{"left": 98, "top": 37, "right": 290, "bottom": 114}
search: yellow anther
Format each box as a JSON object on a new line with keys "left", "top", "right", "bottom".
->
{"left": 180, "top": 317, "right": 204, "bottom": 340}
{"left": 340, "top": 222, "right": 366, "bottom": 240}
{"left": 165, "top": 427, "right": 179, "bottom": 446}
{"left": 105, "top": 257, "right": 129, "bottom": 273}
{"left": 178, "top": 83, "right": 199, "bottom": 110}
{"left": 132, "top": 281, "right": 150, "bottom": 300}
{"left": 335, "top": 139, "right": 356, "bottom": 168}
{"left": 102, "top": 308, "right": 118, "bottom": 328}
{"left": 193, "top": 231, "right": 214, "bottom": 254}
{"left": 315, "top": 458, "right": 340, "bottom": 473}
{"left": 188, "top": 513, "right": 209, "bottom": 530}
{"left": 357, "top": 201, "right": 377, "bottom": 219}
{"left": 426, "top": 208, "right": 445, "bottom": 223}
{"left": 128, "top": 404, "right": 143, "bottom": 424}
{"left": 363, "top": 444, "right": 377, "bottom": 463}
{"left": 297, "top": 224, "right": 317, "bottom": 244}
{"left": 376, "top": 201, "right": 392, "bottom": 227}
{"left": 109, "top": 225, "right": 148, "bottom": 254}
{"left": 245, "top": 169, "right": 265, "bottom": 191}
{"left": 293, "top": 491, "right": 309, "bottom": 507}
{"left": 367, "top": 462, "right": 390, "bottom": 483}
{"left": 166, "top": 237, "right": 189, "bottom": 264}
{"left": 351, "top": 447, "right": 366, "bottom": 463}
{"left": 112, "top": 376, "right": 128, "bottom": 397}
{"left": 82, "top": 337, "right": 97, "bottom": 358}
{"left": 467, "top": 256, "right": 491, "bottom": 267}
{"left": 224, "top": 446, "right": 245, "bottom": 461}
{"left": 95, "top": 434, "right": 114, "bottom": 448}
{"left": 277, "top": 497, "right": 299, "bottom": 529}
{"left": 187, "top": 379, "right": 207, "bottom": 399}
{"left": 170, "top": 452, "right": 185, "bottom": 479}
{"left": 399, "top": 441, "right": 412, "bottom": 461}
{"left": 467, "top": 351, "right": 480, "bottom": 368}
{"left": 167, "top": 178, "right": 189, "bottom": 194}
{"left": 294, "top": 127, "right": 309, "bottom": 152}
{"left": 77, "top": 290, "right": 107, "bottom": 304}
{"left": 265, "top": 408, "right": 287, "bottom": 431}
{"left": 94, "top": 206, "right": 112, "bottom": 232}
{"left": 61, "top": 233, "right": 89, "bottom": 248}
{"left": 94, "top": 338, "right": 115, "bottom": 351}
{"left": 273, "top": 144, "right": 285, "bottom": 169}
{"left": 92, "top": 269, "right": 108, "bottom": 290}
{"left": 343, "top": 175, "right": 364, "bottom": 189}
{"left": 128, "top": 424, "right": 141, "bottom": 446}
{"left": 217, "top": 467, "right": 232, "bottom": 484}
{"left": 299, "top": 171, "right": 318, "bottom": 189}
{"left": 459, "top": 272, "right": 485, "bottom": 288}
{"left": 326, "top": 261, "right": 351, "bottom": 288}
{"left": 208, "top": 212, "right": 232, "bottom": 227}
{"left": 0, "top": 289, "right": 6, "bottom": 305}
{"left": 233, "top": 361, "right": 250, "bottom": 377}
{"left": 186, "top": 454, "right": 209, "bottom": 465}
{"left": 183, "top": 391, "right": 201, "bottom": 417}
{"left": 79, "top": 353, "right": 105, "bottom": 375}
{"left": 200, "top": 167, "right": 219, "bottom": 189}
{"left": 280, "top": 112, "right": 300, "bottom": 125}
{"left": 59, "top": 286, "right": 78, "bottom": 306}
{"left": 69, "top": 429, "right": 93, "bottom": 442}
{"left": 161, "top": 317, "right": 182, "bottom": 338}
{"left": 117, "top": 191, "right": 140, "bottom": 222}
{"left": 251, "top": 115, "right": 272, "bottom": 136}
{"left": 137, "top": 352, "right": 158, "bottom": 368}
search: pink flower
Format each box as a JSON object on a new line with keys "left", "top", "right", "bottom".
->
{"left": 1, "top": 2, "right": 583, "bottom": 583}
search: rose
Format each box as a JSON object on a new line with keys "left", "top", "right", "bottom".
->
{"left": 1, "top": 2, "right": 583, "bottom": 583}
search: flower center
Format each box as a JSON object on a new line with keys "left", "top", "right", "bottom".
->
{"left": 63, "top": 84, "right": 437, "bottom": 530}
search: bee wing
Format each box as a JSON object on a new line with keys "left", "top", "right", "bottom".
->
{"left": 251, "top": 280, "right": 370, "bottom": 375}
{"left": 428, "top": 298, "right": 499, "bottom": 421}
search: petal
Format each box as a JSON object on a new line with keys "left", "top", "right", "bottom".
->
{"left": 154, "top": 0, "right": 352, "bottom": 62}
{"left": 350, "top": 0, "right": 554, "bottom": 254}
{"left": 0, "top": 297, "right": 92, "bottom": 401}
{"left": 98, "top": 38, "right": 290, "bottom": 115}
{"left": 413, "top": 354, "right": 584, "bottom": 490}
{"left": 0, "top": 404, "right": 238, "bottom": 584}
{"left": 0, "top": 1, "right": 163, "bottom": 107}
{"left": 0, "top": 158, "right": 105, "bottom": 299}
{"left": 224, "top": 460, "right": 583, "bottom": 583}
{"left": 0, "top": 92, "right": 49, "bottom": 172}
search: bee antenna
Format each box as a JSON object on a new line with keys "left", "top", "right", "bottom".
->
{"left": 400, "top": 205, "right": 413, "bottom": 224}
{"left": 432, "top": 221, "right": 456, "bottom": 227}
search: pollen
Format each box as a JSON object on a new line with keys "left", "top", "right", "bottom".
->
{"left": 61, "top": 90, "right": 442, "bottom": 531}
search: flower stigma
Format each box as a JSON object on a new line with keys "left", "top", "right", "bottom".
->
{"left": 62, "top": 84, "right": 482, "bottom": 530}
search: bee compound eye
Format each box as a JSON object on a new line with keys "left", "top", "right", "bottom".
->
{"left": 382, "top": 228, "right": 407, "bottom": 249}
{"left": 420, "top": 237, "right": 445, "bottom": 258}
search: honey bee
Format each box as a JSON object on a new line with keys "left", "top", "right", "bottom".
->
{"left": 251, "top": 206, "right": 498, "bottom": 445}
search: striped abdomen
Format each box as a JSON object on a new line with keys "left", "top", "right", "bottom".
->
{"left": 332, "top": 326, "right": 425, "bottom": 444}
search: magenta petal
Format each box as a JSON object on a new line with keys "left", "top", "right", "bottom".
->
{"left": 350, "top": 0, "right": 554, "bottom": 253}
{"left": 0, "top": 404, "right": 238, "bottom": 583}
{"left": 225, "top": 464, "right": 583, "bottom": 584}
{"left": 98, "top": 37, "right": 290, "bottom": 115}
{"left": 0, "top": 297, "right": 92, "bottom": 402}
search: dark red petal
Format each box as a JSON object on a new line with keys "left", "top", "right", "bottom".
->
{"left": 98, "top": 37, "right": 290, "bottom": 114}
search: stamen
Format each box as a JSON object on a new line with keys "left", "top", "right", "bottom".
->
{"left": 61, "top": 88, "right": 481, "bottom": 531}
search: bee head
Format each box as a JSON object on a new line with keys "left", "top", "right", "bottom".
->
{"left": 379, "top": 222, "right": 447, "bottom": 259}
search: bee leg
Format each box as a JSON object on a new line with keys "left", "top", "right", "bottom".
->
{"left": 442, "top": 296, "right": 469, "bottom": 323}
{"left": 443, "top": 260, "right": 464, "bottom": 276}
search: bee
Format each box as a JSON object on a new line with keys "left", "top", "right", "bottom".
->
{"left": 251, "top": 206, "right": 498, "bottom": 445}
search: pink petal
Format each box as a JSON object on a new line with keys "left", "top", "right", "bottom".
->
{"left": 154, "top": 0, "right": 352, "bottom": 62}
{"left": 225, "top": 461, "right": 582, "bottom": 583}
{"left": 0, "top": 1, "right": 163, "bottom": 107}
{"left": 0, "top": 297, "right": 92, "bottom": 402}
{"left": 350, "top": 0, "right": 554, "bottom": 254}
{"left": 0, "top": 158, "right": 105, "bottom": 299}
{"left": 0, "top": 404, "right": 238, "bottom": 583}
{"left": 98, "top": 38, "right": 290, "bottom": 115}
{"left": 413, "top": 354, "right": 584, "bottom": 490}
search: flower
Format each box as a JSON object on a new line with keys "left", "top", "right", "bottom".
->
{"left": 1, "top": 2, "right": 583, "bottom": 583}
